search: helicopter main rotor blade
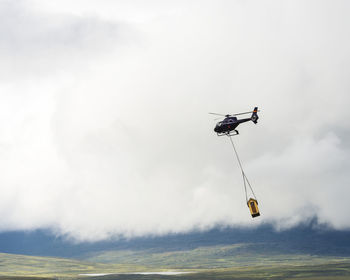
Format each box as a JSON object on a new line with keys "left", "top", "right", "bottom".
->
{"left": 232, "top": 110, "right": 260, "bottom": 116}
{"left": 209, "top": 112, "right": 226, "bottom": 116}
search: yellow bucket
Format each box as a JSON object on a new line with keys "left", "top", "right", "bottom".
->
{"left": 247, "top": 198, "right": 260, "bottom": 218}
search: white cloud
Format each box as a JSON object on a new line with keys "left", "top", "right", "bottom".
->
{"left": 0, "top": 0, "right": 349, "bottom": 241}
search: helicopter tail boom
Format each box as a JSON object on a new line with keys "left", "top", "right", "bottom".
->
{"left": 251, "top": 107, "right": 259, "bottom": 124}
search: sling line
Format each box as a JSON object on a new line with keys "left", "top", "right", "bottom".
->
{"left": 228, "top": 135, "right": 257, "bottom": 203}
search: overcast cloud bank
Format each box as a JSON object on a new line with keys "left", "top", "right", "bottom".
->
{"left": 0, "top": 0, "right": 349, "bottom": 241}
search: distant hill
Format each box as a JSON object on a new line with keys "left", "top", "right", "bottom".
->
{"left": 1, "top": 219, "right": 350, "bottom": 258}
{"left": 1, "top": 246, "right": 350, "bottom": 279}
{"left": 0, "top": 252, "right": 150, "bottom": 278}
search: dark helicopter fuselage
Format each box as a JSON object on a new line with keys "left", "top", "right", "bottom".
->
{"left": 214, "top": 117, "right": 252, "bottom": 135}
{"left": 212, "top": 107, "right": 259, "bottom": 136}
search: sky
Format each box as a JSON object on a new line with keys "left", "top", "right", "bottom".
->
{"left": 0, "top": 0, "right": 349, "bottom": 242}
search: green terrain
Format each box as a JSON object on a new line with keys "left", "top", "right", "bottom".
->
{"left": 1, "top": 244, "right": 350, "bottom": 279}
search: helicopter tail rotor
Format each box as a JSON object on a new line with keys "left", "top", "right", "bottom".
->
{"left": 251, "top": 107, "right": 259, "bottom": 124}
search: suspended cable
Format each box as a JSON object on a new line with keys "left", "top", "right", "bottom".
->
{"left": 228, "top": 135, "right": 257, "bottom": 202}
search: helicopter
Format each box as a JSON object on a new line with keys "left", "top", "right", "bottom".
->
{"left": 210, "top": 107, "right": 259, "bottom": 136}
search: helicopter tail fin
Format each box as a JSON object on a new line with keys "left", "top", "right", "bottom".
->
{"left": 251, "top": 107, "right": 259, "bottom": 124}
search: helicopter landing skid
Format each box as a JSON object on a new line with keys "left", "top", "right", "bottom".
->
{"left": 217, "top": 130, "right": 239, "bottom": 137}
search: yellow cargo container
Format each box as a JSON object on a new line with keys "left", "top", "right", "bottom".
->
{"left": 247, "top": 198, "right": 260, "bottom": 218}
